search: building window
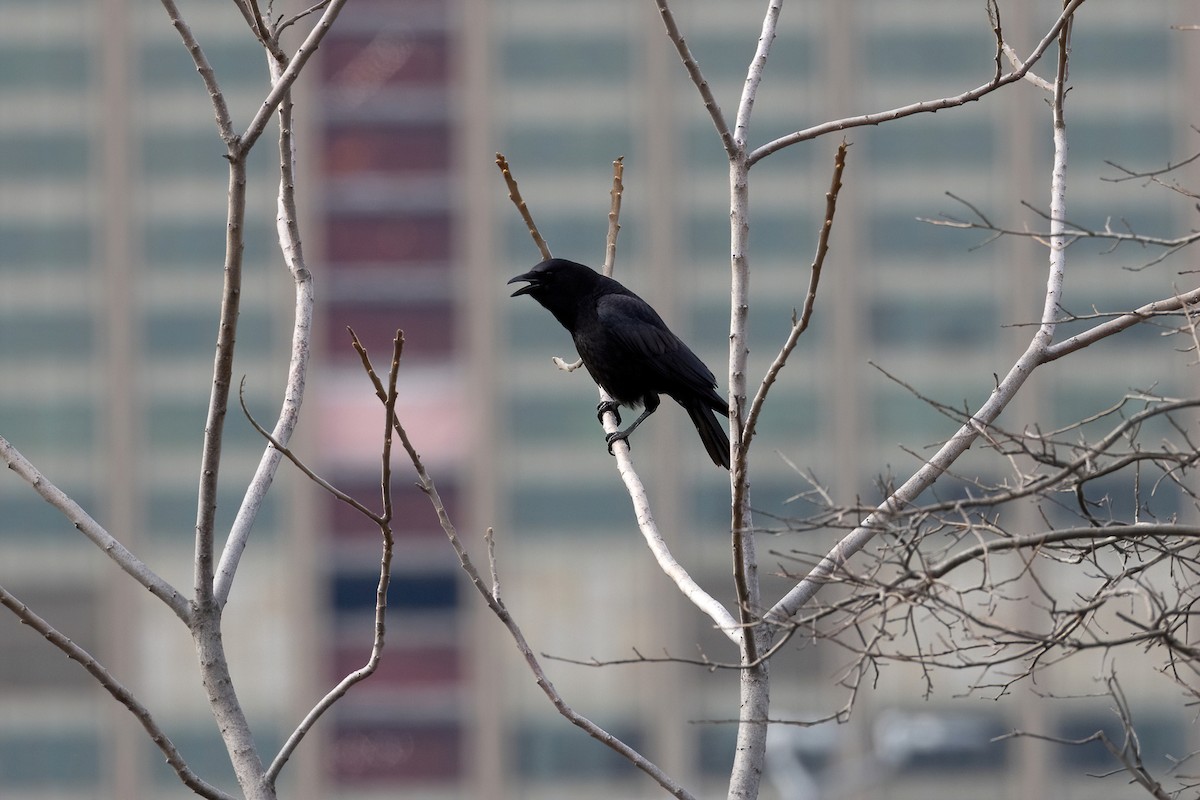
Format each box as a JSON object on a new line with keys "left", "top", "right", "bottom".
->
{"left": 140, "top": 41, "right": 266, "bottom": 88}
{"left": 323, "top": 122, "right": 451, "bottom": 176}
{"left": 332, "top": 570, "right": 459, "bottom": 614}
{"left": 868, "top": 295, "right": 997, "bottom": 348}
{"left": 514, "top": 720, "right": 645, "bottom": 779}
{"left": 323, "top": 300, "right": 455, "bottom": 362}
{"left": 325, "top": 212, "right": 452, "bottom": 265}
{"left": 0, "top": 132, "right": 87, "bottom": 178}
{"left": 501, "top": 36, "right": 629, "bottom": 82}
{"left": 0, "top": 730, "right": 100, "bottom": 786}
{"left": 321, "top": 34, "right": 449, "bottom": 89}
{"left": 0, "top": 222, "right": 89, "bottom": 271}
{"left": 333, "top": 721, "right": 461, "bottom": 782}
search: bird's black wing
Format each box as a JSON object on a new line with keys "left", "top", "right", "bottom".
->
{"left": 595, "top": 292, "right": 719, "bottom": 394}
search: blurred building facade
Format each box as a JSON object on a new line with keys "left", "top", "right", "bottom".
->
{"left": 0, "top": 1, "right": 1196, "bottom": 798}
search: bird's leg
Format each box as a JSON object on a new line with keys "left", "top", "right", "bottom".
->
{"left": 605, "top": 394, "right": 660, "bottom": 455}
{"left": 596, "top": 399, "right": 622, "bottom": 426}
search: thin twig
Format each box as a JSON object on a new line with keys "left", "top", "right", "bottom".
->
{"left": 157, "top": 0, "right": 237, "bottom": 144}
{"left": 265, "top": 332, "right": 402, "bottom": 785}
{"left": 0, "top": 584, "right": 232, "bottom": 800}
{"left": 215, "top": 50, "right": 315, "bottom": 608}
{"left": 653, "top": 0, "right": 737, "bottom": 158}
{"left": 742, "top": 139, "right": 848, "bottom": 449}
{"left": 352, "top": 332, "right": 699, "bottom": 800}
{"left": 603, "top": 156, "right": 624, "bottom": 276}
{"left": 765, "top": 0, "right": 1084, "bottom": 627}
{"left": 496, "top": 152, "right": 552, "bottom": 260}
{"left": 239, "top": 0, "right": 352, "bottom": 156}
{"left": 0, "top": 436, "right": 190, "bottom": 622}
{"left": 747, "top": 0, "right": 1086, "bottom": 166}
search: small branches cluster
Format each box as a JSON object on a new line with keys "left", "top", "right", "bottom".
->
{"left": 769, "top": 392, "right": 1200, "bottom": 793}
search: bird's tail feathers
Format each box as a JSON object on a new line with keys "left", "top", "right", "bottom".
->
{"left": 685, "top": 400, "right": 731, "bottom": 469}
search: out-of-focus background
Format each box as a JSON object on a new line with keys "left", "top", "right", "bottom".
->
{"left": 0, "top": 0, "right": 1196, "bottom": 798}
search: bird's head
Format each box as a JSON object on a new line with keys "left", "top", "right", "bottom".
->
{"left": 508, "top": 258, "right": 605, "bottom": 329}
{"left": 507, "top": 258, "right": 599, "bottom": 300}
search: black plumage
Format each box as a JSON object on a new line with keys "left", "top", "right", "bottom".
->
{"left": 508, "top": 258, "right": 730, "bottom": 469}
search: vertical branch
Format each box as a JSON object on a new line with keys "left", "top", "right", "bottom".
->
{"left": 603, "top": 156, "right": 625, "bottom": 275}
{"left": 1038, "top": 5, "right": 1073, "bottom": 348}
{"left": 726, "top": 5, "right": 784, "bottom": 800}
{"left": 265, "top": 332, "right": 401, "bottom": 785}
{"left": 215, "top": 50, "right": 315, "bottom": 607}
{"left": 496, "top": 153, "right": 552, "bottom": 260}
{"left": 653, "top": 0, "right": 737, "bottom": 158}
{"left": 237, "top": 0, "right": 352, "bottom": 154}
{"left": 193, "top": 155, "right": 247, "bottom": 606}
{"left": 733, "top": 0, "right": 783, "bottom": 146}
{"left": 742, "top": 140, "right": 847, "bottom": 453}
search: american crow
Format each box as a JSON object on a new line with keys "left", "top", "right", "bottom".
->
{"left": 508, "top": 258, "right": 730, "bottom": 469}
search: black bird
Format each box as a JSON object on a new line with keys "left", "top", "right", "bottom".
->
{"left": 508, "top": 258, "right": 730, "bottom": 469}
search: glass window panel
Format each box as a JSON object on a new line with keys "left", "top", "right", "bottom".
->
{"left": 697, "top": 725, "right": 737, "bottom": 777}
{"left": 140, "top": 41, "right": 266, "bottom": 88}
{"left": 515, "top": 720, "right": 644, "bottom": 779}
{"left": 1071, "top": 29, "right": 1171, "bottom": 75}
{"left": 685, "top": 33, "right": 813, "bottom": 83}
{"left": 329, "top": 477, "right": 461, "bottom": 540}
{"left": 507, "top": 392, "right": 594, "bottom": 444}
{"left": 1055, "top": 710, "right": 1182, "bottom": 769}
{"left": 323, "top": 300, "right": 455, "bottom": 362}
{"left": 0, "top": 46, "right": 88, "bottom": 88}
{"left": 321, "top": 34, "right": 450, "bottom": 88}
{"left": 1070, "top": 116, "right": 1174, "bottom": 173}
{"left": 323, "top": 121, "right": 451, "bottom": 175}
{"left": 0, "top": 310, "right": 94, "bottom": 357}
{"left": 684, "top": 208, "right": 817, "bottom": 261}
{"left": 333, "top": 721, "right": 461, "bottom": 781}
{"left": 0, "top": 730, "right": 100, "bottom": 785}
{"left": 498, "top": 126, "right": 633, "bottom": 173}
{"left": 143, "top": 307, "right": 274, "bottom": 356}
{"left": 144, "top": 486, "right": 279, "bottom": 540}
{"left": 0, "top": 583, "right": 102, "bottom": 688}
{"left": 510, "top": 482, "right": 638, "bottom": 531}
{"left": 144, "top": 220, "right": 276, "bottom": 269}
{"left": 502, "top": 36, "right": 629, "bottom": 81}
{"left": 865, "top": 29, "right": 994, "bottom": 77}
{"left": 330, "top": 644, "right": 460, "bottom": 687}
{"left": 874, "top": 710, "right": 1009, "bottom": 773}
{"left": 0, "top": 487, "right": 99, "bottom": 540}
{"left": 871, "top": 383, "right": 984, "bottom": 445}
{"left": 332, "top": 570, "right": 459, "bottom": 613}
{"left": 0, "top": 222, "right": 90, "bottom": 271}
{"left": 326, "top": 212, "right": 452, "bottom": 264}
{"left": 0, "top": 132, "right": 87, "bottom": 178}
{"left": 147, "top": 728, "right": 281, "bottom": 789}
{"left": 0, "top": 399, "right": 93, "bottom": 453}
{"left": 869, "top": 296, "right": 997, "bottom": 347}
{"left": 867, "top": 118, "right": 995, "bottom": 166}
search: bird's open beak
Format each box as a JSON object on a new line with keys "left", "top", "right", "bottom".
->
{"left": 507, "top": 272, "right": 538, "bottom": 297}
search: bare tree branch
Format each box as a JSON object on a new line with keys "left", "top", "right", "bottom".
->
{"left": 742, "top": 140, "right": 848, "bottom": 450}
{"left": 766, "top": 7, "right": 1079, "bottom": 627}
{"left": 0, "top": 584, "right": 233, "bottom": 800}
{"left": 653, "top": 0, "right": 737, "bottom": 158}
{"left": 157, "top": 0, "right": 236, "bottom": 144}
{"left": 0, "top": 436, "right": 190, "bottom": 622}
{"left": 238, "top": 0, "right": 352, "bottom": 155}
{"left": 746, "top": 0, "right": 1086, "bottom": 165}
{"left": 351, "top": 333, "right": 700, "bottom": 800}
{"left": 264, "top": 332, "right": 402, "bottom": 786}
{"left": 215, "top": 50, "right": 316, "bottom": 608}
